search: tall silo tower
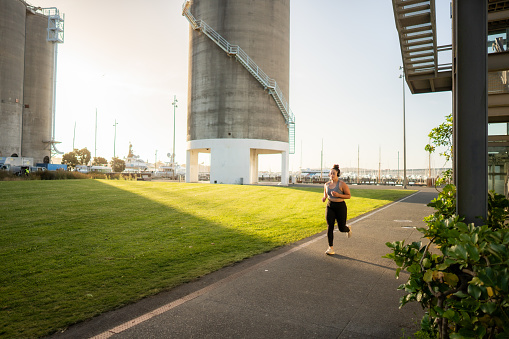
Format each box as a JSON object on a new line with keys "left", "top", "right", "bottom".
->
{"left": 183, "top": 0, "right": 294, "bottom": 185}
{"left": 0, "top": 1, "right": 63, "bottom": 163}
{"left": 0, "top": 0, "right": 26, "bottom": 158}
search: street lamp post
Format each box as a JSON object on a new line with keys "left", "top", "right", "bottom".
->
{"left": 113, "top": 119, "right": 118, "bottom": 158}
{"left": 172, "top": 95, "right": 178, "bottom": 178}
{"left": 399, "top": 67, "right": 407, "bottom": 189}
{"left": 320, "top": 139, "right": 323, "bottom": 181}
{"left": 73, "top": 121, "right": 76, "bottom": 150}
{"left": 95, "top": 109, "right": 97, "bottom": 159}
{"left": 398, "top": 151, "right": 399, "bottom": 183}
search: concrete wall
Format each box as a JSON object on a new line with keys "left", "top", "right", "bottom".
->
{"left": 23, "top": 11, "right": 54, "bottom": 163}
{"left": 0, "top": 0, "right": 26, "bottom": 157}
{"left": 187, "top": 0, "right": 290, "bottom": 142}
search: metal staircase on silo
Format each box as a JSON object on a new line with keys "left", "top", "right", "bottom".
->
{"left": 32, "top": 6, "right": 65, "bottom": 157}
{"left": 182, "top": 0, "right": 295, "bottom": 154}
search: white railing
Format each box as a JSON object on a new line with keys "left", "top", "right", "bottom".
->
{"left": 182, "top": 0, "right": 294, "bottom": 126}
{"left": 406, "top": 44, "right": 452, "bottom": 75}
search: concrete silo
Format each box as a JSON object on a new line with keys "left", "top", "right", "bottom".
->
{"left": 0, "top": 0, "right": 26, "bottom": 157}
{"left": 183, "top": 0, "right": 294, "bottom": 185}
{"left": 0, "top": 0, "right": 63, "bottom": 164}
{"left": 23, "top": 9, "right": 55, "bottom": 164}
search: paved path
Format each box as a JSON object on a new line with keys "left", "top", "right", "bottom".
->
{"left": 51, "top": 187, "right": 438, "bottom": 339}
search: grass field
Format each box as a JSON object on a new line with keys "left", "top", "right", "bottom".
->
{"left": 0, "top": 180, "right": 414, "bottom": 337}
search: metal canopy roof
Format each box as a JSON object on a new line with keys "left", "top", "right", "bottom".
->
{"left": 392, "top": 0, "right": 452, "bottom": 94}
{"left": 393, "top": 0, "right": 509, "bottom": 94}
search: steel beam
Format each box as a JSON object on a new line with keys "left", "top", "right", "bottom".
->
{"left": 454, "top": 0, "right": 488, "bottom": 225}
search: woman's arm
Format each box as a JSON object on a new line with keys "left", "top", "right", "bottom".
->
{"left": 322, "top": 184, "right": 327, "bottom": 202}
{"left": 332, "top": 181, "right": 351, "bottom": 199}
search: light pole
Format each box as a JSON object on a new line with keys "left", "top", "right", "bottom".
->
{"left": 113, "top": 119, "right": 118, "bottom": 158}
{"left": 73, "top": 121, "right": 76, "bottom": 150}
{"left": 171, "top": 95, "right": 178, "bottom": 178}
{"left": 357, "top": 145, "right": 360, "bottom": 184}
{"left": 320, "top": 139, "right": 323, "bottom": 181}
{"left": 94, "top": 109, "right": 97, "bottom": 159}
{"left": 399, "top": 67, "right": 407, "bottom": 189}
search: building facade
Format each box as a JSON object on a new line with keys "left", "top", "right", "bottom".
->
{"left": 393, "top": 1, "right": 509, "bottom": 201}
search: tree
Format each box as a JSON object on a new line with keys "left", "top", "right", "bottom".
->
{"left": 76, "top": 148, "right": 91, "bottom": 166}
{"left": 61, "top": 151, "right": 79, "bottom": 169}
{"left": 425, "top": 114, "right": 453, "bottom": 183}
{"left": 92, "top": 157, "right": 108, "bottom": 166}
{"left": 61, "top": 148, "right": 92, "bottom": 170}
{"left": 425, "top": 113, "right": 453, "bottom": 163}
{"left": 110, "top": 157, "right": 126, "bottom": 173}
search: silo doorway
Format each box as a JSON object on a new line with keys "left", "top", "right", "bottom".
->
{"left": 257, "top": 153, "right": 283, "bottom": 183}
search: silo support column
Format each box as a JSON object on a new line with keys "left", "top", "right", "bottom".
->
{"left": 250, "top": 149, "right": 259, "bottom": 184}
{"left": 186, "top": 149, "right": 199, "bottom": 183}
{"left": 281, "top": 151, "right": 289, "bottom": 186}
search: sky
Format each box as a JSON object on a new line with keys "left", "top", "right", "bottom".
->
{"left": 33, "top": 0, "right": 453, "bottom": 173}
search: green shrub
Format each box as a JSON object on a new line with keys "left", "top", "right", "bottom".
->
{"left": 0, "top": 171, "right": 20, "bottom": 181}
{"left": 0, "top": 170, "right": 137, "bottom": 181}
{"left": 36, "top": 170, "right": 89, "bottom": 180}
{"left": 385, "top": 185, "right": 509, "bottom": 339}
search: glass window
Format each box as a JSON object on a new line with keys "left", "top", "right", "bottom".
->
{"left": 488, "top": 146, "right": 509, "bottom": 196}
{"left": 488, "top": 29, "right": 509, "bottom": 53}
{"left": 488, "top": 123, "right": 509, "bottom": 136}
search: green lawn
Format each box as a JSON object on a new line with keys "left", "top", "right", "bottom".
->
{"left": 0, "top": 180, "right": 414, "bottom": 337}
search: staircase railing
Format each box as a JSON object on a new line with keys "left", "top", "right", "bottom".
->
{"left": 182, "top": 1, "right": 295, "bottom": 153}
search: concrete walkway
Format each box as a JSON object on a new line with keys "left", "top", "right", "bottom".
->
{"left": 51, "top": 187, "right": 438, "bottom": 339}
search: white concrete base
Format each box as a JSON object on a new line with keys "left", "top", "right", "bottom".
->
{"left": 186, "top": 138, "right": 289, "bottom": 185}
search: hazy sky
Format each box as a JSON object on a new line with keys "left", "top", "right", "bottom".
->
{"left": 33, "top": 0, "right": 453, "bottom": 172}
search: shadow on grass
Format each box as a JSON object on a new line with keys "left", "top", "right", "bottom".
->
{"left": 0, "top": 180, "right": 295, "bottom": 338}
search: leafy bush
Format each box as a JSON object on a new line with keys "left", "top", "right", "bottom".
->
{"left": 385, "top": 185, "right": 509, "bottom": 339}
{"left": 36, "top": 170, "right": 87, "bottom": 180}
{"left": 0, "top": 170, "right": 141, "bottom": 181}
{"left": 1, "top": 170, "right": 95, "bottom": 181}
{"left": 0, "top": 171, "right": 18, "bottom": 181}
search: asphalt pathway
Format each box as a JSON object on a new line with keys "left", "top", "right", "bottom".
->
{"left": 51, "top": 187, "right": 438, "bottom": 339}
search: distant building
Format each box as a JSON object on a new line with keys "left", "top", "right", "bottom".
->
{"left": 124, "top": 143, "right": 148, "bottom": 172}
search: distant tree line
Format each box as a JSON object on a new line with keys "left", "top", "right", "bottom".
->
{"left": 61, "top": 148, "right": 125, "bottom": 172}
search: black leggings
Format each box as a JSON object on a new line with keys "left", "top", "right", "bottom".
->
{"left": 325, "top": 201, "right": 349, "bottom": 246}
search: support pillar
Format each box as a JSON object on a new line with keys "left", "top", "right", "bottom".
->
{"left": 454, "top": 0, "right": 487, "bottom": 225}
{"left": 186, "top": 149, "right": 199, "bottom": 183}
{"left": 281, "top": 151, "right": 289, "bottom": 186}
{"left": 250, "top": 149, "right": 259, "bottom": 184}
